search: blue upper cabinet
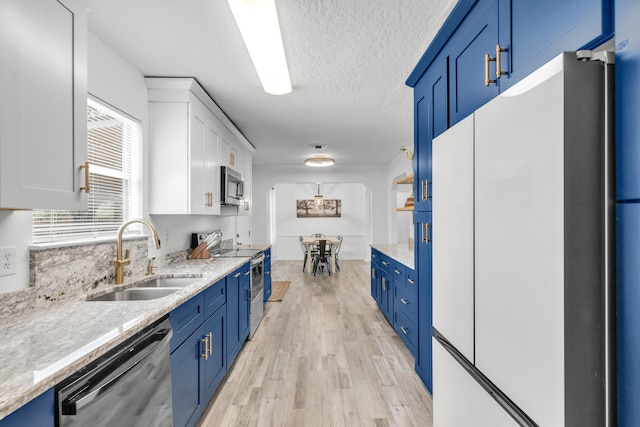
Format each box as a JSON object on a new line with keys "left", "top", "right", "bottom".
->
{"left": 413, "top": 54, "right": 448, "bottom": 212}
{"left": 447, "top": 0, "right": 612, "bottom": 126}
{"left": 499, "top": 0, "right": 613, "bottom": 92}
{"left": 448, "top": 0, "right": 500, "bottom": 126}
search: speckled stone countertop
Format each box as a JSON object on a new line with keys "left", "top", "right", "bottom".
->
{"left": 370, "top": 244, "right": 415, "bottom": 270}
{"left": 0, "top": 256, "right": 256, "bottom": 420}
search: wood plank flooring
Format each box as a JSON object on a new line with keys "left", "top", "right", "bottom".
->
{"left": 197, "top": 260, "right": 433, "bottom": 427}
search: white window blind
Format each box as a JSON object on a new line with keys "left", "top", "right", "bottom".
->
{"left": 33, "top": 98, "right": 142, "bottom": 243}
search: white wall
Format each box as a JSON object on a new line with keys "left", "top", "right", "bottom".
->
{"left": 274, "top": 182, "right": 368, "bottom": 261}
{"left": 251, "top": 159, "right": 412, "bottom": 262}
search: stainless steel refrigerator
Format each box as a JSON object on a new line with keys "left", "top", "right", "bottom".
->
{"left": 431, "top": 51, "right": 615, "bottom": 426}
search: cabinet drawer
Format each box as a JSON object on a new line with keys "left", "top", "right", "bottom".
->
{"left": 406, "top": 269, "right": 416, "bottom": 287}
{"left": 204, "top": 278, "right": 226, "bottom": 319}
{"left": 394, "top": 281, "right": 418, "bottom": 321}
{"left": 394, "top": 308, "right": 418, "bottom": 356}
{"left": 391, "top": 261, "right": 406, "bottom": 283}
{"left": 379, "top": 255, "right": 393, "bottom": 274}
{"left": 170, "top": 293, "right": 205, "bottom": 352}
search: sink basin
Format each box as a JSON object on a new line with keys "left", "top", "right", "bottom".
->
{"left": 134, "top": 277, "right": 198, "bottom": 288}
{"left": 88, "top": 287, "right": 182, "bottom": 301}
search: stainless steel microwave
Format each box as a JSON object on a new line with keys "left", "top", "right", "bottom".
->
{"left": 221, "top": 166, "right": 244, "bottom": 206}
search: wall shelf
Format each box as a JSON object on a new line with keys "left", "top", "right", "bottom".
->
{"left": 397, "top": 206, "right": 414, "bottom": 211}
{"left": 396, "top": 174, "right": 414, "bottom": 184}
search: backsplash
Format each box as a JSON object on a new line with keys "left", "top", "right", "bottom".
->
{"left": 0, "top": 238, "right": 187, "bottom": 321}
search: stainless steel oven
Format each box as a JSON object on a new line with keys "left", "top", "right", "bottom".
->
{"left": 249, "top": 252, "right": 265, "bottom": 340}
{"left": 56, "top": 317, "right": 173, "bottom": 427}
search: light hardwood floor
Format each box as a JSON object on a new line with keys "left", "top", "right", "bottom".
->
{"left": 197, "top": 260, "right": 433, "bottom": 427}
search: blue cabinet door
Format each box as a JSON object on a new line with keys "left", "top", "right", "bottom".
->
{"left": 380, "top": 269, "right": 393, "bottom": 322}
{"left": 201, "top": 307, "right": 226, "bottom": 404}
{"left": 414, "top": 211, "right": 433, "bottom": 393}
{"left": 617, "top": 202, "right": 640, "bottom": 426}
{"left": 226, "top": 267, "right": 242, "bottom": 363}
{"left": 414, "top": 54, "right": 448, "bottom": 213}
{"left": 239, "top": 275, "right": 251, "bottom": 340}
{"left": 0, "top": 388, "right": 54, "bottom": 427}
{"left": 499, "top": 0, "right": 612, "bottom": 92}
{"left": 448, "top": 0, "right": 499, "bottom": 126}
{"left": 263, "top": 249, "right": 272, "bottom": 303}
{"left": 171, "top": 327, "right": 204, "bottom": 427}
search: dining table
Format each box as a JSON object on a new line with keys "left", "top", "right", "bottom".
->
{"left": 301, "top": 236, "right": 341, "bottom": 273}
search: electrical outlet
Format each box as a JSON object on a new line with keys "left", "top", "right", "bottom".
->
{"left": 0, "top": 247, "right": 17, "bottom": 277}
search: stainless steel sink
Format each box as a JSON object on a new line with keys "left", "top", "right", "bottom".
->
{"left": 134, "top": 277, "right": 198, "bottom": 288}
{"left": 88, "top": 287, "right": 182, "bottom": 301}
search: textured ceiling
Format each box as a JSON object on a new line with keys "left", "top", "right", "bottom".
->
{"left": 86, "top": 0, "right": 456, "bottom": 167}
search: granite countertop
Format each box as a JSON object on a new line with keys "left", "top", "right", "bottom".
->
{"left": 371, "top": 244, "right": 415, "bottom": 270}
{"left": 0, "top": 255, "right": 258, "bottom": 420}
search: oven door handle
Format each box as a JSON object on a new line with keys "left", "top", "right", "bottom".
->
{"left": 251, "top": 253, "right": 265, "bottom": 265}
{"left": 61, "top": 331, "right": 171, "bottom": 415}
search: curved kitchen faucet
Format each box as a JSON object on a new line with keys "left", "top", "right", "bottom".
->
{"left": 114, "top": 219, "right": 161, "bottom": 284}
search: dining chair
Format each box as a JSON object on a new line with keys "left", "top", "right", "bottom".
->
{"left": 311, "top": 233, "right": 326, "bottom": 238}
{"left": 299, "top": 236, "right": 317, "bottom": 272}
{"left": 333, "top": 236, "right": 343, "bottom": 271}
{"left": 312, "top": 239, "right": 331, "bottom": 276}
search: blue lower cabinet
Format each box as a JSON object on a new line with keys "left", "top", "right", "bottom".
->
{"left": 617, "top": 203, "right": 640, "bottom": 426}
{"left": 393, "top": 308, "right": 418, "bottom": 356}
{"left": 415, "top": 211, "right": 433, "bottom": 393}
{"left": 379, "top": 268, "right": 393, "bottom": 322}
{"left": 0, "top": 388, "right": 54, "bottom": 427}
{"left": 170, "top": 328, "right": 203, "bottom": 427}
{"left": 202, "top": 307, "right": 226, "bottom": 403}
{"left": 239, "top": 278, "right": 251, "bottom": 340}
{"left": 171, "top": 305, "right": 227, "bottom": 427}
{"left": 264, "top": 248, "right": 272, "bottom": 303}
{"left": 227, "top": 263, "right": 250, "bottom": 364}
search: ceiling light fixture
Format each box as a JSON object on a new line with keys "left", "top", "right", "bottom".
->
{"left": 314, "top": 183, "right": 324, "bottom": 206}
{"left": 304, "top": 154, "right": 335, "bottom": 167}
{"left": 227, "top": 0, "right": 292, "bottom": 95}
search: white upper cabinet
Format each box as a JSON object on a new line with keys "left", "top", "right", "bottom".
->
{"left": 146, "top": 78, "right": 254, "bottom": 215}
{"left": 0, "top": 0, "right": 88, "bottom": 210}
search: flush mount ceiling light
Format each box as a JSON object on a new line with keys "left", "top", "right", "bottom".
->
{"left": 314, "top": 183, "right": 324, "bottom": 206}
{"left": 227, "top": 0, "right": 292, "bottom": 95}
{"left": 304, "top": 154, "right": 335, "bottom": 167}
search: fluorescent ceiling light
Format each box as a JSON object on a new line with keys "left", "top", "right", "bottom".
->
{"left": 304, "top": 154, "right": 335, "bottom": 167}
{"left": 227, "top": 0, "right": 292, "bottom": 95}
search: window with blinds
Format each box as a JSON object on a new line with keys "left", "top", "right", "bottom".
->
{"left": 33, "top": 98, "right": 142, "bottom": 243}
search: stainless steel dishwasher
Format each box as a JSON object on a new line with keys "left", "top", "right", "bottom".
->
{"left": 56, "top": 316, "right": 173, "bottom": 427}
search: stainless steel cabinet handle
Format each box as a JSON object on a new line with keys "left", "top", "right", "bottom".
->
{"left": 244, "top": 270, "right": 251, "bottom": 276}
{"left": 382, "top": 277, "right": 386, "bottom": 291}
{"left": 201, "top": 336, "right": 209, "bottom": 360}
{"left": 233, "top": 273, "right": 241, "bottom": 278}
{"left": 207, "top": 332, "right": 213, "bottom": 357}
{"left": 382, "top": 261, "right": 389, "bottom": 266}
{"left": 407, "top": 278, "right": 415, "bottom": 285}
{"left": 401, "top": 326, "right": 409, "bottom": 335}
{"left": 394, "top": 269, "right": 401, "bottom": 275}
{"left": 401, "top": 298, "right": 409, "bottom": 305}
{"left": 371, "top": 268, "right": 376, "bottom": 279}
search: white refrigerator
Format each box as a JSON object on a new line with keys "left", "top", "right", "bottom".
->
{"left": 431, "top": 52, "right": 615, "bottom": 426}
